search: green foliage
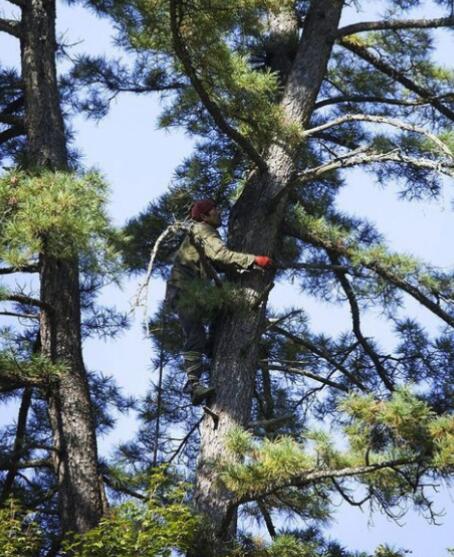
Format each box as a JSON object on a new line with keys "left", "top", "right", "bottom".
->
{"left": 0, "top": 499, "right": 42, "bottom": 557}
{"left": 0, "top": 169, "right": 119, "bottom": 268}
{"left": 342, "top": 388, "right": 454, "bottom": 471}
{"left": 65, "top": 467, "right": 198, "bottom": 557}
{"left": 221, "top": 428, "right": 313, "bottom": 498}
{"left": 226, "top": 534, "right": 315, "bottom": 557}
{"left": 428, "top": 415, "right": 454, "bottom": 470}
{"left": 226, "top": 534, "right": 410, "bottom": 557}
{"left": 176, "top": 278, "right": 256, "bottom": 317}
{"left": 266, "top": 535, "right": 316, "bottom": 557}
{"left": 117, "top": 0, "right": 298, "bottom": 148}
{"left": 220, "top": 389, "right": 454, "bottom": 508}
{"left": 293, "top": 204, "right": 454, "bottom": 298}
{"left": 0, "top": 350, "right": 67, "bottom": 382}
{"left": 373, "top": 545, "right": 409, "bottom": 557}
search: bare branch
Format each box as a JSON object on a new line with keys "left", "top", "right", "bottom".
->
{"left": 264, "top": 309, "right": 303, "bottom": 331}
{"left": 338, "top": 16, "right": 454, "bottom": 37}
{"left": 0, "top": 311, "right": 39, "bottom": 319}
{"left": 167, "top": 417, "right": 203, "bottom": 465}
{"left": 331, "top": 478, "right": 371, "bottom": 507}
{"left": 315, "top": 93, "right": 454, "bottom": 110}
{"left": 0, "top": 458, "right": 52, "bottom": 471}
{"left": 278, "top": 261, "right": 349, "bottom": 273}
{"left": 328, "top": 252, "right": 395, "bottom": 392}
{"left": 268, "top": 364, "right": 350, "bottom": 392}
{"left": 168, "top": 0, "right": 267, "bottom": 172}
{"left": 297, "top": 148, "right": 454, "bottom": 184}
{"left": 1, "top": 387, "right": 32, "bottom": 504}
{"left": 270, "top": 324, "right": 368, "bottom": 391}
{"left": 339, "top": 36, "right": 454, "bottom": 122}
{"left": 5, "top": 0, "right": 25, "bottom": 7}
{"left": 132, "top": 221, "right": 189, "bottom": 329}
{"left": 258, "top": 501, "right": 277, "bottom": 538}
{"left": 0, "top": 126, "right": 26, "bottom": 144}
{"left": 1, "top": 293, "right": 51, "bottom": 311}
{"left": 102, "top": 474, "right": 146, "bottom": 500}
{"left": 2, "top": 95, "right": 24, "bottom": 112}
{"left": 0, "top": 17, "right": 21, "bottom": 38}
{"left": 0, "top": 114, "right": 24, "bottom": 127}
{"left": 303, "top": 113, "right": 454, "bottom": 158}
{"left": 0, "top": 264, "right": 39, "bottom": 275}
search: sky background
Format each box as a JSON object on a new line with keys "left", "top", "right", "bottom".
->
{"left": 0, "top": 0, "right": 453, "bottom": 554}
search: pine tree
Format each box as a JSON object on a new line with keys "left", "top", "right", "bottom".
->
{"left": 0, "top": 0, "right": 116, "bottom": 545}
{"left": 95, "top": 0, "right": 454, "bottom": 554}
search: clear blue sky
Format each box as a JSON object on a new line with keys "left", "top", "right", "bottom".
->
{"left": 0, "top": 0, "right": 453, "bottom": 554}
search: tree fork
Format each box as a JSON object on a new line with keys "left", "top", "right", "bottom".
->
{"left": 20, "top": 0, "right": 103, "bottom": 533}
{"left": 192, "top": 2, "right": 345, "bottom": 555}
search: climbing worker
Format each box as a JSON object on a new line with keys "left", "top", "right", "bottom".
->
{"left": 165, "top": 199, "right": 273, "bottom": 405}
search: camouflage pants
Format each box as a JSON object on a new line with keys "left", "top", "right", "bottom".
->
{"left": 166, "top": 285, "right": 209, "bottom": 382}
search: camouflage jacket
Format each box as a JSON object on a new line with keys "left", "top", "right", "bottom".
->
{"left": 167, "top": 222, "right": 256, "bottom": 292}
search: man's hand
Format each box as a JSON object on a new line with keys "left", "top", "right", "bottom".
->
{"left": 255, "top": 256, "right": 273, "bottom": 268}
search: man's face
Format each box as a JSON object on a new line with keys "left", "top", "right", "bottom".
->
{"left": 202, "top": 207, "right": 221, "bottom": 228}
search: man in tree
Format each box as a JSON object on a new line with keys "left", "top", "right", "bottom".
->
{"left": 166, "top": 199, "right": 272, "bottom": 405}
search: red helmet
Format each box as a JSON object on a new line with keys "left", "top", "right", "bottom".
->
{"left": 190, "top": 199, "right": 216, "bottom": 221}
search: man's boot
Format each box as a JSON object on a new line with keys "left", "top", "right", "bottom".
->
{"left": 190, "top": 382, "right": 215, "bottom": 406}
{"left": 183, "top": 375, "right": 215, "bottom": 406}
{"left": 182, "top": 352, "right": 215, "bottom": 405}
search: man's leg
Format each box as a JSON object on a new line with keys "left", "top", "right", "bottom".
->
{"left": 178, "top": 306, "right": 215, "bottom": 405}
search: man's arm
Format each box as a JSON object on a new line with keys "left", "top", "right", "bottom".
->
{"left": 195, "top": 224, "right": 256, "bottom": 270}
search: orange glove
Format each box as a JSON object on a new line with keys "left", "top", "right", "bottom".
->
{"left": 255, "top": 256, "right": 273, "bottom": 268}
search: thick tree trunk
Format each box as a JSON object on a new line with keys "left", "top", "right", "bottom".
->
{"left": 20, "top": 0, "right": 103, "bottom": 533}
{"left": 193, "top": 2, "right": 344, "bottom": 554}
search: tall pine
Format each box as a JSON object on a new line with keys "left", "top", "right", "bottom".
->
{"left": 99, "top": 0, "right": 454, "bottom": 554}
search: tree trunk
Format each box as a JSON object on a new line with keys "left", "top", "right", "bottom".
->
{"left": 193, "top": 1, "right": 344, "bottom": 554}
{"left": 20, "top": 0, "right": 103, "bottom": 533}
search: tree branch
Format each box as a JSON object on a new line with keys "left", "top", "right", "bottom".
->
{"left": 0, "top": 458, "right": 52, "bottom": 471}
{"left": 268, "top": 364, "right": 350, "bottom": 392}
{"left": 338, "top": 16, "right": 454, "bottom": 37}
{"left": 168, "top": 0, "right": 267, "bottom": 172}
{"left": 258, "top": 501, "right": 277, "bottom": 538}
{"left": 328, "top": 252, "right": 395, "bottom": 392}
{"left": 0, "top": 311, "right": 39, "bottom": 319}
{"left": 270, "top": 324, "right": 367, "bottom": 391}
{"left": 0, "top": 126, "right": 25, "bottom": 144}
{"left": 167, "top": 417, "right": 203, "bottom": 465}
{"left": 297, "top": 148, "right": 454, "bottom": 184}
{"left": 339, "top": 36, "right": 454, "bottom": 122}
{"left": 278, "top": 261, "right": 350, "bottom": 273}
{"left": 102, "top": 474, "right": 146, "bottom": 500}
{"left": 2, "top": 95, "right": 24, "bottom": 115}
{"left": 233, "top": 457, "right": 420, "bottom": 506}
{"left": 315, "top": 93, "right": 454, "bottom": 110}
{"left": 0, "top": 18, "right": 21, "bottom": 38}
{"left": 0, "top": 264, "right": 39, "bottom": 275}
{"left": 331, "top": 477, "right": 371, "bottom": 507}
{"left": 1, "top": 293, "right": 51, "bottom": 310}
{"left": 303, "top": 113, "right": 453, "bottom": 158}
{"left": 5, "top": 0, "right": 25, "bottom": 7}
{"left": 1, "top": 387, "right": 32, "bottom": 504}
{"left": 0, "top": 114, "right": 24, "bottom": 127}
{"left": 285, "top": 223, "right": 454, "bottom": 329}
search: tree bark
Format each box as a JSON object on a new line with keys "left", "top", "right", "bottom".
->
{"left": 193, "top": 1, "right": 344, "bottom": 554}
{"left": 20, "top": 0, "right": 103, "bottom": 533}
